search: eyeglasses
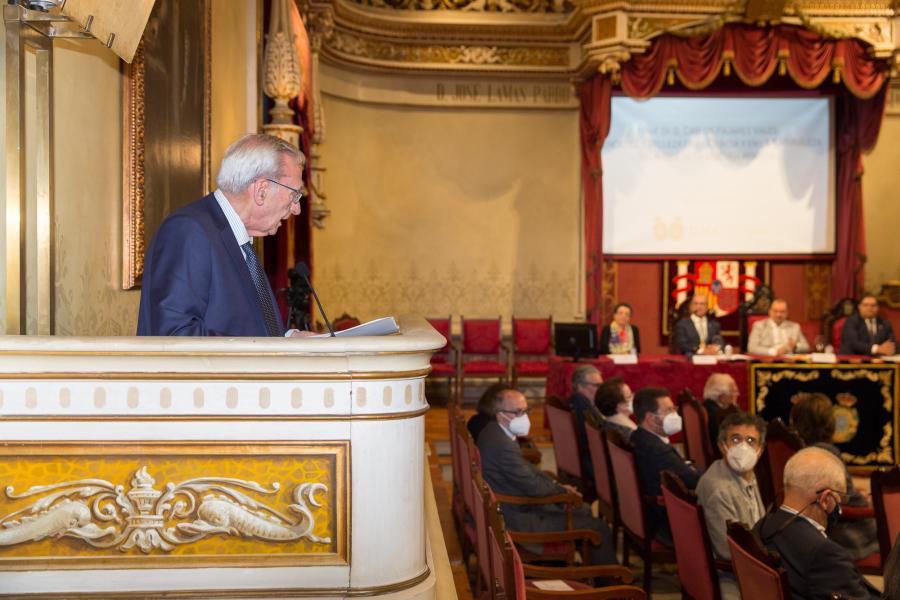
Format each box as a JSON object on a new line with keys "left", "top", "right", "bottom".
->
{"left": 498, "top": 407, "right": 530, "bottom": 418}
{"left": 265, "top": 178, "right": 306, "bottom": 205}
{"left": 726, "top": 433, "right": 760, "bottom": 448}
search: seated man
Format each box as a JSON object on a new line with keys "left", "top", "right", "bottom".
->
{"left": 672, "top": 294, "right": 721, "bottom": 356}
{"left": 595, "top": 377, "right": 636, "bottom": 440}
{"left": 754, "top": 447, "right": 880, "bottom": 600}
{"left": 702, "top": 373, "right": 739, "bottom": 443}
{"left": 631, "top": 387, "right": 700, "bottom": 545}
{"left": 478, "top": 387, "right": 616, "bottom": 565}
{"left": 696, "top": 412, "right": 766, "bottom": 560}
{"left": 467, "top": 382, "right": 508, "bottom": 443}
{"left": 567, "top": 365, "right": 603, "bottom": 478}
{"left": 840, "top": 293, "right": 896, "bottom": 356}
{"left": 747, "top": 298, "right": 810, "bottom": 356}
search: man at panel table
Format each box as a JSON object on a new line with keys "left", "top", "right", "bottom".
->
{"left": 747, "top": 298, "right": 810, "bottom": 356}
{"left": 672, "top": 294, "right": 722, "bottom": 356}
{"left": 840, "top": 293, "right": 896, "bottom": 356}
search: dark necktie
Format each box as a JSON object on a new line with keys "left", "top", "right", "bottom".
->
{"left": 241, "top": 241, "right": 280, "bottom": 336}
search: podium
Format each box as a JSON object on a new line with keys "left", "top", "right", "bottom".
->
{"left": 0, "top": 318, "right": 451, "bottom": 598}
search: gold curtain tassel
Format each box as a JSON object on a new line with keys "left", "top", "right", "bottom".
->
{"left": 723, "top": 59, "right": 731, "bottom": 77}
{"left": 833, "top": 68, "right": 841, "bottom": 84}
{"left": 667, "top": 67, "right": 675, "bottom": 86}
{"left": 778, "top": 59, "right": 786, "bottom": 76}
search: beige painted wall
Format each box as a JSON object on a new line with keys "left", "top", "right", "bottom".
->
{"left": 313, "top": 92, "right": 583, "bottom": 327}
{"left": 864, "top": 103, "right": 900, "bottom": 292}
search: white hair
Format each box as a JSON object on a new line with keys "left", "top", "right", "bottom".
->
{"left": 703, "top": 373, "right": 735, "bottom": 400}
{"left": 572, "top": 365, "right": 601, "bottom": 386}
{"left": 783, "top": 446, "right": 845, "bottom": 493}
{"left": 215, "top": 134, "right": 305, "bottom": 194}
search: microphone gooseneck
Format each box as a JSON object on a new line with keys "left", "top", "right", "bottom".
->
{"left": 297, "top": 263, "right": 335, "bottom": 337}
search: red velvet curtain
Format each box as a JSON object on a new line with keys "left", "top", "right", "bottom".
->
{"left": 580, "top": 23, "right": 889, "bottom": 317}
{"left": 579, "top": 77, "right": 612, "bottom": 323}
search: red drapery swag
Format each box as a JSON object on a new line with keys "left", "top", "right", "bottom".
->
{"left": 579, "top": 22, "right": 889, "bottom": 321}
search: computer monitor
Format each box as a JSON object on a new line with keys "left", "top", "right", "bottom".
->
{"left": 554, "top": 322, "right": 599, "bottom": 360}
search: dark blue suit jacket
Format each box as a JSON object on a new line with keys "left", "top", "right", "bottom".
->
{"left": 839, "top": 313, "right": 896, "bottom": 355}
{"left": 672, "top": 316, "right": 721, "bottom": 355}
{"left": 136, "top": 194, "right": 285, "bottom": 337}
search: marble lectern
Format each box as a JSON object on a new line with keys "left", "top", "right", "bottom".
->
{"left": 0, "top": 318, "right": 451, "bottom": 598}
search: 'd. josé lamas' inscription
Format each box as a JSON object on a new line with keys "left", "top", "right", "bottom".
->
{"left": 435, "top": 82, "right": 573, "bottom": 106}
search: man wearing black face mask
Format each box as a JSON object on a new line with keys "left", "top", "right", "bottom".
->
{"left": 754, "top": 447, "right": 879, "bottom": 600}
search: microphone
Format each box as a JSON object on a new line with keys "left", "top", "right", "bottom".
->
{"left": 296, "top": 262, "right": 335, "bottom": 337}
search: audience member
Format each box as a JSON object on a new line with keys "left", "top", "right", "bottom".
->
{"left": 790, "top": 392, "right": 878, "bottom": 560}
{"left": 673, "top": 294, "right": 721, "bottom": 355}
{"left": 467, "top": 382, "right": 509, "bottom": 443}
{"left": 747, "top": 298, "right": 811, "bottom": 356}
{"left": 567, "top": 365, "right": 603, "bottom": 477}
{"left": 840, "top": 293, "right": 896, "bottom": 356}
{"left": 631, "top": 387, "right": 700, "bottom": 545}
{"left": 477, "top": 387, "right": 616, "bottom": 565}
{"left": 696, "top": 412, "right": 766, "bottom": 560}
{"left": 600, "top": 303, "right": 641, "bottom": 355}
{"left": 754, "top": 447, "right": 880, "bottom": 600}
{"left": 594, "top": 377, "right": 636, "bottom": 440}
{"left": 703, "top": 373, "right": 740, "bottom": 443}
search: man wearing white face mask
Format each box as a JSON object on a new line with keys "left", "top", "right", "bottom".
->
{"left": 696, "top": 412, "right": 767, "bottom": 562}
{"left": 478, "top": 387, "right": 617, "bottom": 565}
{"left": 631, "top": 387, "right": 700, "bottom": 546}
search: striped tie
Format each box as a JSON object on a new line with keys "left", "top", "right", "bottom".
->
{"left": 241, "top": 241, "right": 280, "bottom": 337}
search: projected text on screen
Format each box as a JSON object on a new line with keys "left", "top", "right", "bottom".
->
{"left": 601, "top": 97, "right": 834, "bottom": 256}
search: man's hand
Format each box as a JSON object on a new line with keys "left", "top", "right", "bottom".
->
{"left": 785, "top": 338, "right": 797, "bottom": 353}
{"left": 561, "top": 484, "right": 582, "bottom": 498}
{"left": 702, "top": 344, "right": 720, "bottom": 355}
{"left": 290, "top": 330, "right": 319, "bottom": 338}
{"left": 876, "top": 340, "right": 896, "bottom": 356}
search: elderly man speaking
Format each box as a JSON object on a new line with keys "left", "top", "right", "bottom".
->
{"left": 137, "top": 134, "right": 308, "bottom": 337}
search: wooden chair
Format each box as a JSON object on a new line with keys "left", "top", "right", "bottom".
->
{"left": 510, "top": 317, "right": 553, "bottom": 388}
{"left": 605, "top": 430, "right": 675, "bottom": 594}
{"left": 727, "top": 522, "right": 793, "bottom": 600}
{"left": 738, "top": 284, "right": 774, "bottom": 352}
{"left": 426, "top": 317, "right": 457, "bottom": 399}
{"left": 661, "top": 471, "right": 730, "bottom": 600}
{"left": 872, "top": 466, "right": 900, "bottom": 568}
{"left": 458, "top": 316, "right": 508, "bottom": 403}
{"left": 455, "top": 414, "right": 481, "bottom": 564}
{"left": 585, "top": 417, "right": 620, "bottom": 553}
{"left": 678, "top": 388, "right": 715, "bottom": 472}
{"left": 332, "top": 312, "right": 360, "bottom": 332}
{"left": 754, "top": 418, "right": 804, "bottom": 507}
{"left": 487, "top": 501, "right": 645, "bottom": 600}
{"left": 544, "top": 396, "right": 591, "bottom": 496}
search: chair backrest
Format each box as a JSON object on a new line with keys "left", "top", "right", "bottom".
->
{"left": 831, "top": 316, "right": 847, "bottom": 353}
{"left": 738, "top": 284, "right": 774, "bottom": 352}
{"left": 755, "top": 418, "right": 804, "bottom": 506}
{"left": 512, "top": 317, "right": 552, "bottom": 355}
{"left": 727, "top": 522, "right": 792, "bottom": 600}
{"left": 487, "top": 502, "right": 525, "bottom": 600}
{"left": 333, "top": 313, "right": 361, "bottom": 332}
{"left": 661, "top": 471, "right": 720, "bottom": 600}
{"left": 606, "top": 430, "right": 648, "bottom": 540}
{"left": 426, "top": 316, "right": 452, "bottom": 355}
{"left": 545, "top": 396, "right": 583, "bottom": 479}
{"left": 678, "top": 389, "right": 714, "bottom": 472}
{"left": 585, "top": 418, "right": 617, "bottom": 511}
{"left": 822, "top": 297, "right": 856, "bottom": 350}
{"left": 462, "top": 317, "right": 502, "bottom": 355}
{"left": 471, "top": 467, "right": 493, "bottom": 589}
{"left": 456, "top": 416, "right": 479, "bottom": 516}
{"left": 449, "top": 404, "right": 462, "bottom": 492}
{"left": 872, "top": 466, "right": 900, "bottom": 565}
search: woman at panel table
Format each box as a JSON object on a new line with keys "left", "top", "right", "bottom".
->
{"left": 599, "top": 303, "right": 641, "bottom": 355}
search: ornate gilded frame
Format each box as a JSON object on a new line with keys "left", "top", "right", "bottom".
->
{"left": 122, "top": 0, "right": 212, "bottom": 289}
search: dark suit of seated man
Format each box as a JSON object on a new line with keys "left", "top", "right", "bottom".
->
{"left": 566, "top": 365, "right": 604, "bottom": 480}
{"left": 754, "top": 447, "right": 879, "bottom": 600}
{"left": 839, "top": 294, "right": 897, "bottom": 356}
{"left": 672, "top": 294, "right": 722, "bottom": 356}
{"left": 477, "top": 388, "right": 616, "bottom": 565}
{"left": 630, "top": 387, "right": 700, "bottom": 546}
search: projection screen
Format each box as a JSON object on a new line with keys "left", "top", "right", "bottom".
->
{"left": 601, "top": 96, "right": 835, "bottom": 256}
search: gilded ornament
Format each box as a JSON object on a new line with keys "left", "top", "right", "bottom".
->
{"left": 347, "top": 0, "right": 573, "bottom": 13}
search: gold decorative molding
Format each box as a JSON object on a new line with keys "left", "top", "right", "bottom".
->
{"left": 804, "top": 262, "right": 832, "bottom": 321}
{"left": 0, "top": 442, "right": 348, "bottom": 570}
{"left": 346, "top": 0, "right": 573, "bottom": 13}
{"left": 877, "top": 280, "right": 900, "bottom": 308}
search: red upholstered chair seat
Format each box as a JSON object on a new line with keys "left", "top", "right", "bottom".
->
{"left": 463, "top": 360, "right": 507, "bottom": 375}
{"left": 832, "top": 316, "right": 847, "bottom": 353}
{"left": 515, "top": 360, "right": 550, "bottom": 376}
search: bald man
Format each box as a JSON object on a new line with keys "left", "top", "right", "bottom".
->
{"left": 747, "top": 299, "right": 810, "bottom": 356}
{"left": 754, "top": 447, "right": 879, "bottom": 600}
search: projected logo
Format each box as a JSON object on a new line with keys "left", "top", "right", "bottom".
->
{"left": 670, "top": 260, "right": 761, "bottom": 317}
